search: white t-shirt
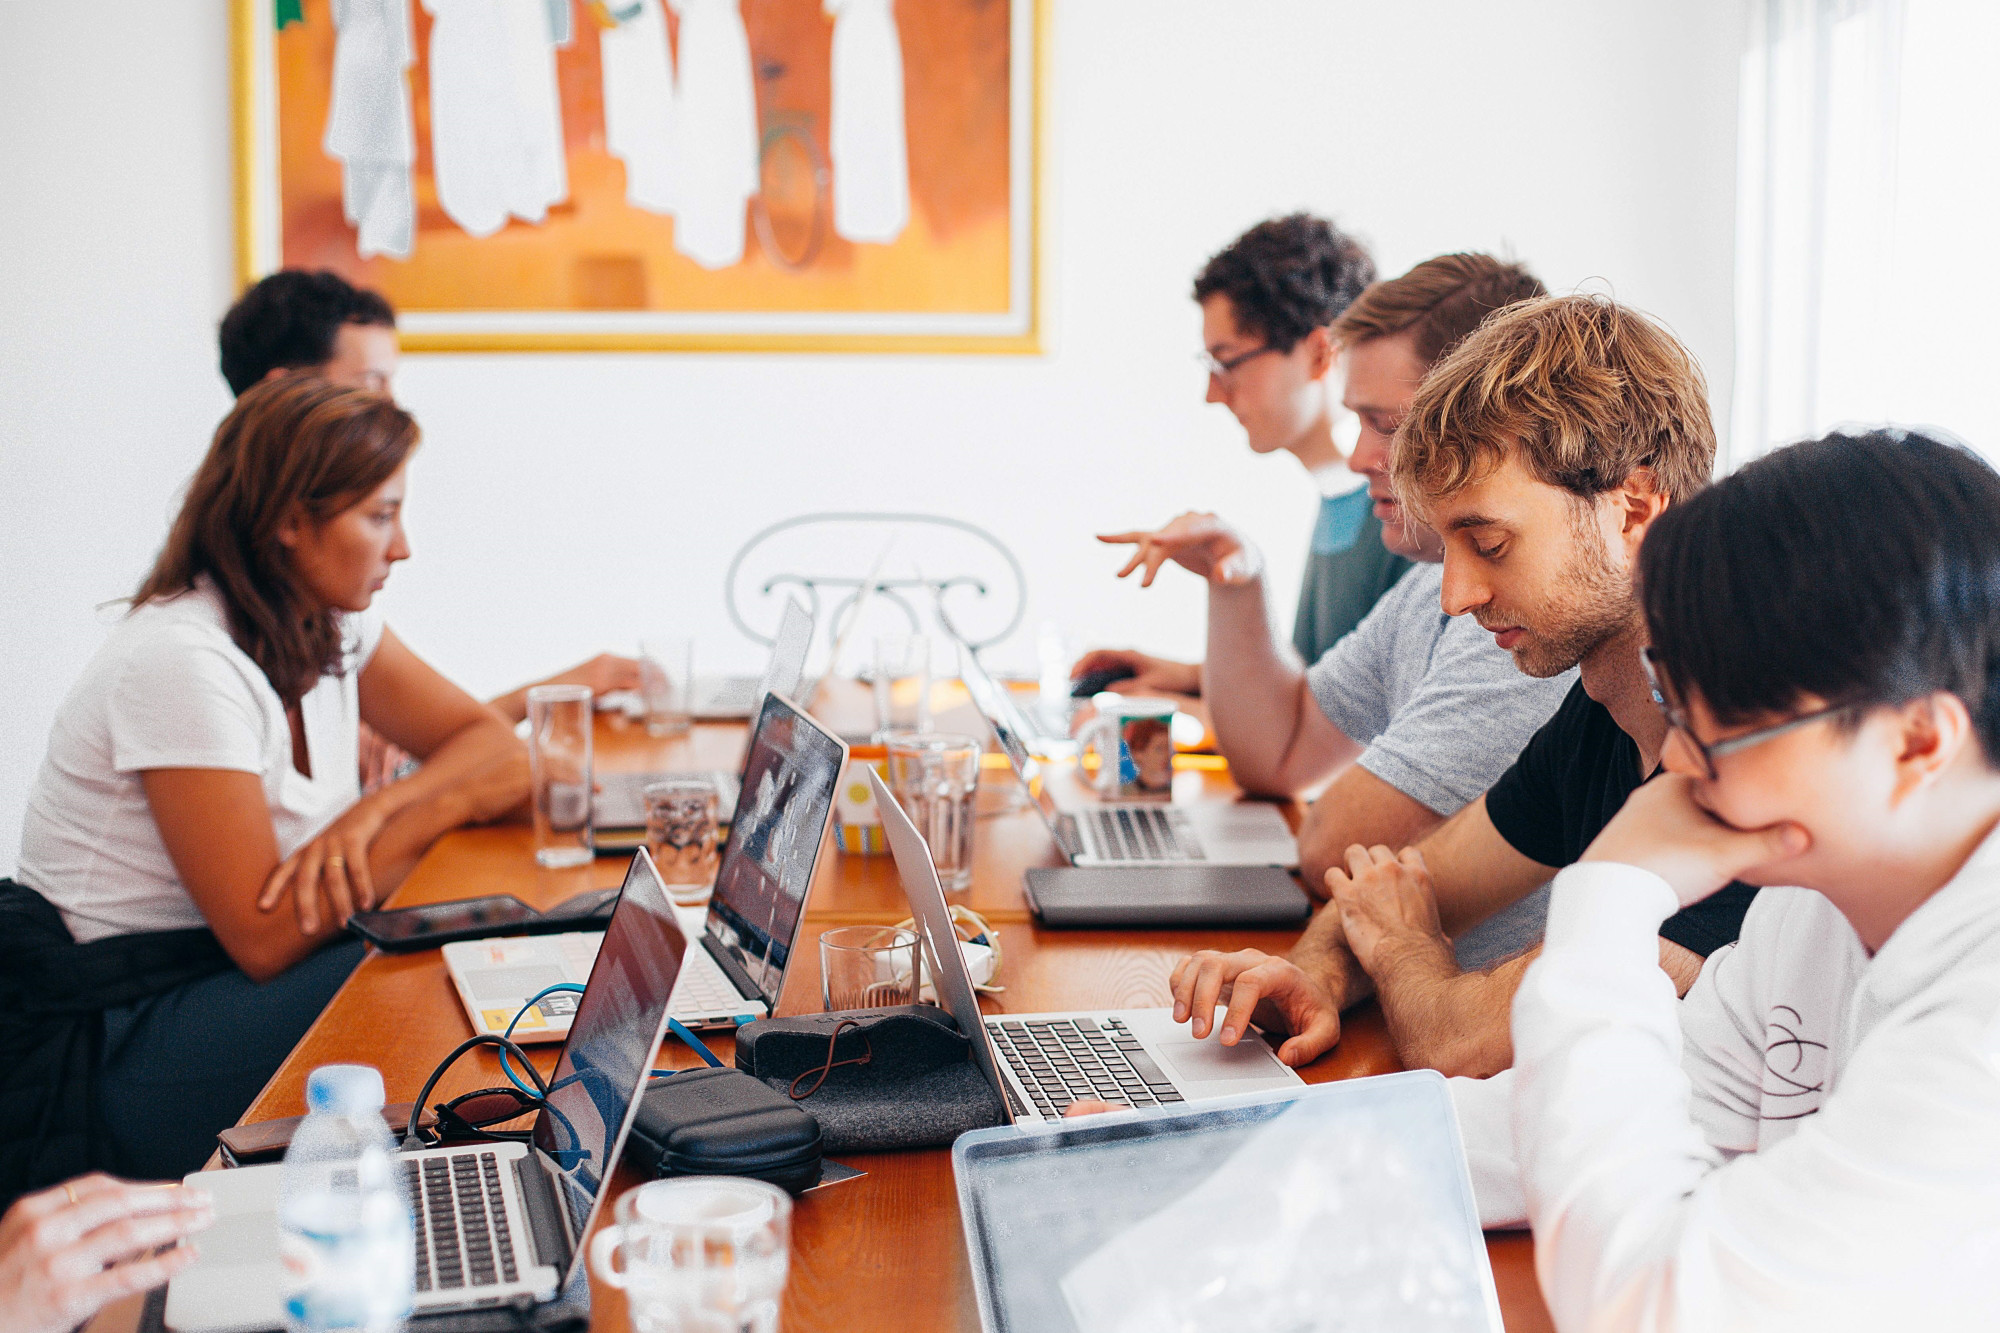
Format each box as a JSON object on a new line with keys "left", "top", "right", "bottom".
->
{"left": 17, "top": 579, "right": 384, "bottom": 943}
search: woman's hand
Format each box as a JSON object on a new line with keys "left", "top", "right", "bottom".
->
{"left": 257, "top": 795, "right": 391, "bottom": 933}
{"left": 0, "top": 1176, "right": 213, "bottom": 1333}
{"left": 1581, "top": 775, "right": 1810, "bottom": 906}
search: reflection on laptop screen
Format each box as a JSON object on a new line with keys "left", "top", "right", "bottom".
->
{"left": 706, "top": 694, "right": 845, "bottom": 1001}
{"left": 531, "top": 852, "right": 685, "bottom": 1250}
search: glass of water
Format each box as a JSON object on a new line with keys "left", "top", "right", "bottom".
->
{"left": 885, "top": 731, "right": 982, "bottom": 892}
{"left": 871, "top": 634, "right": 931, "bottom": 739}
{"left": 528, "top": 684, "right": 593, "bottom": 869}
{"left": 588, "top": 1177, "right": 790, "bottom": 1333}
{"left": 639, "top": 636, "right": 694, "bottom": 738}
{"left": 644, "top": 777, "right": 720, "bottom": 906}
{"left": 819, "top": 925, "right": 921, "bottom": 1011}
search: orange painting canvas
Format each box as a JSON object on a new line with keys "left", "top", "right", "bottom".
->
{"left": 235, "top": 0, "right": 1042, "bottom": 351}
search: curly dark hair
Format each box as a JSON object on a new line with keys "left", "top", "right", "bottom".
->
{"left": 218, "top": 270, "right": 396, "bottom": 397}
{"left": 1191, "top": 214, "right": 1376, "bottom": 353}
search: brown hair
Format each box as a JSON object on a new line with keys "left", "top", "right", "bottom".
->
{"left": 135, "top": 376, "right": 418, "bottom": 705}
{"left": 1390, "top": 293, "right": 1716, "bottom": 517}
{"left": 1331, "top": 253, "right": 1546, "bottom": 368}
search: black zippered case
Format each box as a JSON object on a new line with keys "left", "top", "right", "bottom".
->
{"left": 623, "top": 1066, "right": 824, "bottom": 1195}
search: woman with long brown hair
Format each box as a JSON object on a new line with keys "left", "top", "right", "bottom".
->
{"left": 5, "top": 375, "right": 525, "bottom": 1186}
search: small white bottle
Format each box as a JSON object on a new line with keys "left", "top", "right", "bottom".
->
{"left": 279, "top": 1064, "right": 415, "bottom": 1333}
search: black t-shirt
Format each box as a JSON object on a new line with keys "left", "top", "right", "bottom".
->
{"left": 1484, "top": 680, "right": 1757, "bottom": 957}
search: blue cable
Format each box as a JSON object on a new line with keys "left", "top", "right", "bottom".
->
{"left": 503, "top": 986, "right": 726, "bottom": 1094}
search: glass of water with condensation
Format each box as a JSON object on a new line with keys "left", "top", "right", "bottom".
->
{"left": 643, "top": 777, "right": 720, "bottom": 906}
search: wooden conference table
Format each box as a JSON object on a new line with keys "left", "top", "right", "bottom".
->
{"left": 170, "top": 693, "right": 1554, "bottom": 1332}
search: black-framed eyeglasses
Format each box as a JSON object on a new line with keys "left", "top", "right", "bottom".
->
{"left": 1197, "top": 344, "right": 1281, "bottom": 378}
{"left": 1640, "top": 648, "right": 1848, "bottom": 781}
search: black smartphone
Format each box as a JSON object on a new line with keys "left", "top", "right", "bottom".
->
{"left": 347, "top": 895, "right": 548, "bottom": 952}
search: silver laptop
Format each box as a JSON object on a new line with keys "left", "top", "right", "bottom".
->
{"left": 868, "top": 766, "right": 1300, "bottom": 1124}
{"left": 444, "top": 692, "right": 848, "bottom": 1035}
{"left": 952, "top": 1073, "right": 1502, "bottom": 1333}
{"left": 165, "top": 849, "right": 687, "bottom": 1331}
{"left": 595, "top": 596, "right": 815, "bottom": 834}
{"left": 691, "top": 593, "right": 818, "bottom": 720}
{"left": 959, "top": 649, "right": 1297, "bottom": 869}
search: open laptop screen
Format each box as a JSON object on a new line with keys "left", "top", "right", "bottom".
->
{"left": 532, "top": 850, "right": 686, "bottom": 1260}
{"left": 705, "top": 693, "right": 846, "bottom": 1002}
{"left": 959, "top": 649, "right": 1070, "bottom": 838}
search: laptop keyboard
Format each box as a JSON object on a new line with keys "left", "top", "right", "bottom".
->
{"left": 986, "top": 1016, "right": 1187, "bottom": 1119}
{"left": 673, "top": 951, "right": 751, "bottom": 1016}
{"left": 1082, "top": 807, "right": 1201, "bottom": 862}
{"left": 402, "top": 1152, "right": 519, "bottom": 1293}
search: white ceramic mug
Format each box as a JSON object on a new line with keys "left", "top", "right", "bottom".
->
{"left": 589, "top": 1177, "right": 791, "bottom": 1333}
{"left": 1079, "top": 694, "right": 1179, "bottom": 796}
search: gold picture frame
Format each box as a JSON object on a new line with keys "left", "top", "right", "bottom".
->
{"left": 233, "top": 0, "right": 1047, "bottom": 354}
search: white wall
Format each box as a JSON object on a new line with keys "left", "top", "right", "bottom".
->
{"left": 0, "top": 0, "right": 1741, "bottom": 873}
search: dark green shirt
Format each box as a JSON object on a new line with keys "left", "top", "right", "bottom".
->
{"left": 1291, "top": 486, "right": 1413, "bottom": 664}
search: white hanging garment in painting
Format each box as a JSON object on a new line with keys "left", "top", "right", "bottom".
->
{"left": 667, "top": 0, "right": 759, "bottom": 268}
{"left": 423, "top": 0, "right": 569, "bottom": 239}
{"left": 825, "top": 0, "right": 907, "bottom": 244}
{"left": 325, "top": 0, "right": 417, "bottom": 258}
{"left": 599, "top": 0, "right": 678, "bottom": 214}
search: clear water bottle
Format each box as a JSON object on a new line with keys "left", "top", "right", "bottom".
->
{"left": 279, "top": 1065, "right": 415, "bottom": 1333}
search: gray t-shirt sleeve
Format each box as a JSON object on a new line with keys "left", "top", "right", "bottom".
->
{"left": 1301, "top": 567, "right": 1421, "bottom": 744}
{"left": 1355, "top": 615, "right": 1576, "bottom": 815}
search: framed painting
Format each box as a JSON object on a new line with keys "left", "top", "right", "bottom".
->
{"left": 233, "top": 0, "right": 1046, "bottom": 352}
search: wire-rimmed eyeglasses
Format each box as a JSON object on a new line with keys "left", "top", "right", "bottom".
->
{"left": 1197, "top": 343, "right": 1281, "bottom": 378}
{"left": 1640, "top": 648, "right": 1848, "bottom": 780}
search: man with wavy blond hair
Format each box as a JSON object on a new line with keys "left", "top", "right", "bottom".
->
{"left": 1169, "top": 294, "right": 1755, "bottom": 1076}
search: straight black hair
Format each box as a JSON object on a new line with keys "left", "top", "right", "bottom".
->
{"left": 1640, "top": 428, "right": 2000, "bottom": 765}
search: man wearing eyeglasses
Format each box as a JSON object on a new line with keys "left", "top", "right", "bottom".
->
{"left": 1169, "top": 294, "right": 1757, "bottom": 1079}
{"left": 1071, "top": 215, "right": 1399, "bottom": 705}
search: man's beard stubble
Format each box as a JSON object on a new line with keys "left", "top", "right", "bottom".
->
{"left": 1489, "top": 511, "right": 1638, "bottom": 679}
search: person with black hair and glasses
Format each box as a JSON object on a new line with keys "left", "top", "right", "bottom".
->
{"left": 1444, "top": 429, "right": 2000, "bottom": 1327}
{"left": 217, "top": 270, "right": 638, "bottom": 773}
{"left": 1072, "top": 214, "right": 1396, "bottom": 705}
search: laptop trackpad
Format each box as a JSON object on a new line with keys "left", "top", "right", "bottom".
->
{"left": 1153, "top": 1035, "right": 1284, "bottom": 1083}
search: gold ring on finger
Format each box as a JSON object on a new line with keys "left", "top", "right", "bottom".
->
{"left": 326, "top": 855, "right": 346, "bottom": 870}
{"left": 64, "top": 1181, "right": 78, "bottom": 1205}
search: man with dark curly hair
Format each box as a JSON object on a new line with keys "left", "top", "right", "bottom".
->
{"left": 1073, "top": 216, "right": 1401, "bottom": 703}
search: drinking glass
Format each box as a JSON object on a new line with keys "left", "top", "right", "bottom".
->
{"left": 589, "top": 1177, "right": 791, "bottom": 1333}
{"left": 527, "top": 684, "right": 594, "bottom": 869}
{"left": 644, "top": 778, "right": 720, "bottom": 906}
{"left": 871, "top": 634, "right": 931, "bottom": 739}
{"left": 639, "top": 636, "right": 694, "bottom": 739}
{"left": 885, "top": 731, "right": 982, "bottom": 892}
{"left": 819, "top": 925, "right": 921, "bottom": 1011}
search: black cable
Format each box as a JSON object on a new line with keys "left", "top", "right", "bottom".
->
{"left": 402, "top": 1034, "right": 548, "bottom": 1153}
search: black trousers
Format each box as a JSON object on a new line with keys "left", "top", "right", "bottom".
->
{"left": 97, "top": 938, "right": 366, "bottom": 1179}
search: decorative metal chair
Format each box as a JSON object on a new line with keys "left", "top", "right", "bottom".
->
{"left": 722, "top": 512, "right": 1027, "bottom": 666}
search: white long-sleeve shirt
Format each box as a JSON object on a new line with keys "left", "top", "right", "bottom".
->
{"left": 1450, "top": 837, "right": 2000, "bottom": 1330}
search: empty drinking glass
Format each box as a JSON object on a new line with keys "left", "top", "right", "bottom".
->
{"left": 588, "top": 1177, "right": 791, "bottom": 1333}
{"left": 819, "top": 925, "right": 921, "bottom": 1011}
{"left": 871, "top": 634, "right": 931, "bottom": 739}
{"left": 885, "top": 731, "right": 982, "bottom": 892}
{"left": 528, "top": 684, "right": 593, "bottom": 869}
{"left": 639, "top": 636, "right": 694, "bottom": 738}
{"left": 644, "top": 778, "right": 720, "bottom": 906}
